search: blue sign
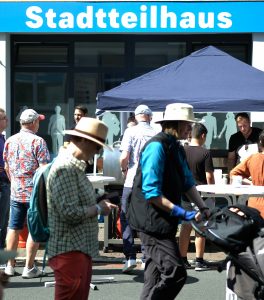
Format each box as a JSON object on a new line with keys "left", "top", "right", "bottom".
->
{"left": 1, "top": 1, "right": 264, "bottom": 33}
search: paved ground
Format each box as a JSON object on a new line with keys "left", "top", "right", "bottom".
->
{"left": 4, "top": 262, "right": 227, "bottom": 300}
{"left": 15, "top": 223, "right": 226, "bottom": 263}
{"left": 2, "top": 224, "right": 228, "bottom": 299}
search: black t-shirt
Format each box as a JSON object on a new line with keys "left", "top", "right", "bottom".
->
{"left": 184, "top": 145, "right": 214, "bottom": 185}
{"left": 228, "top": 127, "right": 262, "bottom": 164}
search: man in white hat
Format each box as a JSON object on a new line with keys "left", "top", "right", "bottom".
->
{"left": 127, "top": 103, "right": 210, "bottom": 299}
{"left": 3, "top": 109, "right": 50, "bottom": 278}
{"left": 47, "top": 117, "right": 117, "bottom": 300}
{"left": 119, "top": 104, "right": 156, "bottom": 273}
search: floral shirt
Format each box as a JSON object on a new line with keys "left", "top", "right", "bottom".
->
{"left": 3, "top": 128, "right": 50, "bottom": 203}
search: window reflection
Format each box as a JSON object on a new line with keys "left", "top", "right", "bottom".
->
{"left": 15, "top": 44, "right": 68, "bottom": 65}
{"left": 135, "top": 42, "right": 186, "bottom": 69}
{"left": 75, "top": 42, "right": 125, "bottom": 67}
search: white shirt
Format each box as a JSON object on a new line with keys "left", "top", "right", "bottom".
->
{"left": 120, "top": 121, "right": 156, "bottom": 187}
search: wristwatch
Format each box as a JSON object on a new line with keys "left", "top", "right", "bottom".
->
{"left": 96, "top": 204, "right": 102, "bottom": 215}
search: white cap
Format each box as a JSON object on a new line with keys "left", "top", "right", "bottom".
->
{"left": 20, "top": 109, "right": 45, "bottom": 124}
{"left": 134, "top": 105, "right": 152, "bottom": 116}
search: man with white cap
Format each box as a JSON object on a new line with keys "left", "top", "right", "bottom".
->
{"left": 119, "top": 104, "right": 156, "bottom": 273}
{"left": 47, "top": 117, "right": 117, "bottom": 300}
{"left": 3, "top": 109, "right": 50, "bottom": 278}
{"left": 127, "top": 103, "right": 210, "bottom": 299}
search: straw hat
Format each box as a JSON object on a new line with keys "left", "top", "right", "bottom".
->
{"left": 64, "top": 117, "right": 112, "bottom": 150}
{"left": 155, "top": 103, "right": 198, "bottom": 123}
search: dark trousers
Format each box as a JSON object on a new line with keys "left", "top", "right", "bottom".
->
{"left": 139, "top": 232, "right": 187, "bottom": 300}
{"left": 0, "top": 182, "right": 10, "bottom": 249}
{"left": 120, "top": 187, "right": 136, "bottom": 260}
{"left": 120, "top": 187, "right": 146, "bottom": 261}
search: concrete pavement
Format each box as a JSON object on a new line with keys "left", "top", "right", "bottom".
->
{"left": 3, "top": 259, "right": 227, "bottom": 300}
{"left": 2, "top": 225, "right": 227, "bottom": 299}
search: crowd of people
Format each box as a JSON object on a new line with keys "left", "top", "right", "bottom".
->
{"left": 0, "top": 103, "right": 263, "bottom": 299}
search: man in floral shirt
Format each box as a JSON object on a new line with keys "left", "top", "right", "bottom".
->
{"left": 3, "top": 109, "right": 50, "bottom": 278}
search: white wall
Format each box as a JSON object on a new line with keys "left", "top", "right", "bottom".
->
{"left": 252, "top": 34, "right": 264, "bottom": 122}
{"left": 252, "top": 33, "right": 264, "bottom": 71}
{"left": 0, "top": 33, "right": 11, "bottom": 137}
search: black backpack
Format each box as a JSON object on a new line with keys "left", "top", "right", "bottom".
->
{"left": 192, "top": 204, "right": 264, "bottom": 254}
{"left": 193, "top": 205, "right": 264, "bottom": 299}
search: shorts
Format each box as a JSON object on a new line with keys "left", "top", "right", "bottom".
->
{"left": 9, "top": 200, "right": 29, "bottom": 230}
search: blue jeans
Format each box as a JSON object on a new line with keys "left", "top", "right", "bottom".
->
{"left": 9, "top": 200, "right": 29, "bottom": 230}
{"left": 0, "top": 182, "right": 10, "bottom": 249}
{"left": 120, "top": 187, "right": 145, "bottom": 261}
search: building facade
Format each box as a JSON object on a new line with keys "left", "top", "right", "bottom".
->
{"left": 1, "top": 1, "right": 264, "bottom": 156}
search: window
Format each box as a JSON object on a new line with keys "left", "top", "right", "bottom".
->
{"left": 135, "top": 42, "right": 186, "bottom": 69}
{"left": 15, "top": 43, "right": 69, "bottom": 65}
{"left": 75, "top": 42, "right": 125, "bottom": 67}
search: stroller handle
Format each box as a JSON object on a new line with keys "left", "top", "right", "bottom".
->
{"left": 191, "top": 220, "right": 207, "bottom": 237}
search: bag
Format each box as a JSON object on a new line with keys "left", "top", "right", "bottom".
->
{"left": 193, "top": 205, "right": 264, "bottom": 299}
{"left": 27, "top": 161, "right": 54, "bottom": 243}
{"left": 226, "top": 230, "right": 264, "bottom": 299}
{"left": 192, "top": 204, "right": 264, "bottom": 253}
{"left": 253, "top": 228, "right": 264, "bottom": 280}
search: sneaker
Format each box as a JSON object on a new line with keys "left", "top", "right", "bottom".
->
{"left": 0, "top": 264, "right": 6, "bottom": 270}
{"left": 195, "top": 260, "right": 210, "bottom": 271}
{"left": 183, "top": 260, "right": 192, "bottom": 269}
{"left": 4, "top": 265, "right": 15, "bottom": 276}
{"left": 22, "top": 265, "right": 42, "bottom": 279}
{"left": 122, "top": 259, "right": 137, "bottom": 273}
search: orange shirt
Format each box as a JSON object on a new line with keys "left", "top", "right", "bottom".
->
{"left": 230, "top": 153, "right": 264, "bottom": 217}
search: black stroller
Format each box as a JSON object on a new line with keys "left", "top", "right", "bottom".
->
{"left": 191, "top": 204, "right": 264, "bottom": 300}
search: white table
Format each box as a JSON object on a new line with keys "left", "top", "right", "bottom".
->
{"left": 87, "top": 175, "right": 116, "bottom": 189}
{"left": 87, "top": 174, "right": 123, "bottom": 252}
{"left": 196, "top": 184, "right": 264, "bottom": 205}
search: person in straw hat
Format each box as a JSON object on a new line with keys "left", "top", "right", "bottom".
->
{"left": 46, "top": 117, "right": 117, "bottom": 300}
{"left": 127, "top": 103, "right": 210, "bottom": 300}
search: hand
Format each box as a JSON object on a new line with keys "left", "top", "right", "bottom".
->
{"left": 121, "top": 169, "right": 127, "bottom": 178}
{"left": 200, "top": 207, "right": 211, "bottom": 220}
{"left": 170, "top": 205, "right": 196, "bottom": 221}
{"left": 184, "top": 210, "right": 197, "bottom": 221}
{"left": 194, "top": 211, "right": 202, "bottom": 222}
{"left": 98, "top": 200, "right": 118, "bottom": 216}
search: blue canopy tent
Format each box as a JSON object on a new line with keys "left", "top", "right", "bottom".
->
{"left": 97, "top": 46, "right": 264, "bottom": 112}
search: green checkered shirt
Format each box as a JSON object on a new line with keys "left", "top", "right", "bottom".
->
{"left": 47, "top": 149, "right": 99, "bottom": 259}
